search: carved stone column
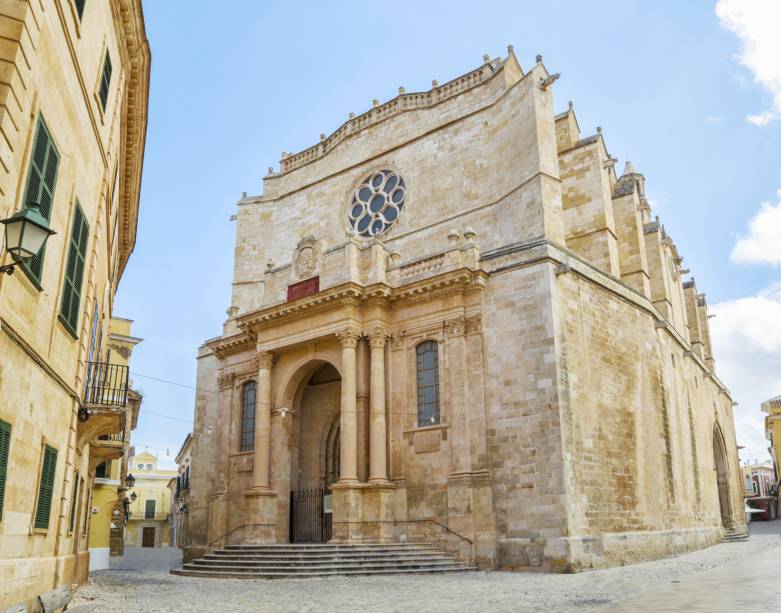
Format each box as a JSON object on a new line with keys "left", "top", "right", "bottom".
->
{"left": 368, "top": 327, "right": 389, "bottom": 483}
{"left": 336, "top": 327, "right": 360, "bottom": 483}
{"left": 251, "top": 351, "right": 275, "bottom": 492}
{"left": 244, "top": 350, "right": 277, "bottom": 544}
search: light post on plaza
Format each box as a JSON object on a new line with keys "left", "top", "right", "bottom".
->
{"left": 0, "top": 202, "right": 56, "bottom": 275}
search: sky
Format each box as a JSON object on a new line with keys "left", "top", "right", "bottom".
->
{"left": 115, "top": 0, "right": 781, "bottom": 469}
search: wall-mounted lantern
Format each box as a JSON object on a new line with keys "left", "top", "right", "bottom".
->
{"left": 0, "top": 202, "right": 56, "bottom": 275}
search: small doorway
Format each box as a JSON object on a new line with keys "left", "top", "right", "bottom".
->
{"left": 141, "top": 526, "right": 156, "bottom": 547}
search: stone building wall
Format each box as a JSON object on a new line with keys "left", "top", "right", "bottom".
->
{"left": 0, "top": 1, "right": 148, "bottom": 607}
{"left": 188, "top": 48, "right": 744, "bottom": 572}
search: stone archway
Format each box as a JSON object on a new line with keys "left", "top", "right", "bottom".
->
{"left": 713, "top": 424, "right": 734, "bottom": 531}
{"left": 289, "top": 362, "right": 342, "bottom": 542}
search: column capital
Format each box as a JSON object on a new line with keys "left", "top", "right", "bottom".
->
{"left": 255, "top": 350, "right": 276, "bottom": 370}
{"left": 367, "top": 326, "right": 391, "bottom": 349}
{"left": 336, "top": 326, "right": 361, "bottom": 348}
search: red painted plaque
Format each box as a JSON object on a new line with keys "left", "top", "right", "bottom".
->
{"left": 287, "top": 276, "right": 320, "bottom": 302}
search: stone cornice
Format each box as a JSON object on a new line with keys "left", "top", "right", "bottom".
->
{"left": 115, "top": 0, "right": 150, "bottom": 280}
{"left": 275, "top": 59, "right": 502, "bottom": 176}
{"left": 235, "top": 268, "right": 486, "bottom": 334}
{"left": 209, "top": 331, "right": 254, "bottom": 359}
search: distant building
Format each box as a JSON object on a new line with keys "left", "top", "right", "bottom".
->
{"left": 170, "top": 434, "right": 194, "bottom": 549}
{"left": 87, "top": 318, "right": 142, "bottom": 569}
{"left": 743, "top": 461, "right": 777, "bottom": 521}
{"left": 125, "top": 452, "right": 176, "bottom": 547}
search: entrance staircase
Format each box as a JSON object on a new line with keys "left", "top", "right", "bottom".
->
{"left": 171, "top": 543, "right": 475, "bottom": 578}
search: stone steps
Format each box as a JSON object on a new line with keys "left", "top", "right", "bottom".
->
{"left": 171, "top": 543, "right": 475, "bottom": 579}
{"left": 721, "top": 530, "right": 750, "bottom": 542}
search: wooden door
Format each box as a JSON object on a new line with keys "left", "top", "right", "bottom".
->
{"left": 142, "top": 526, "right": 156, "bottom": 547}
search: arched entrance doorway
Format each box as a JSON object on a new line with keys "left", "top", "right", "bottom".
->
{"left": 713, "top": 425, "right": 733, "bottom": 530}
{"left": 290, "top": 363, "right": 341, "bottom": 542}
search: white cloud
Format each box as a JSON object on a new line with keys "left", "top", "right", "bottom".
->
{"left": 716, "top": 0, "right": 781, "bottom": 126}
{"left": 730, "top": 189, "right": 781, "bottom": 266}
{"left": 710, "top": 282, "right": 781, "bottom": 464}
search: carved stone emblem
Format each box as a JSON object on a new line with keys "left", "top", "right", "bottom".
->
{"left": 293, "top": 235, "right": 319, "bottom": 279}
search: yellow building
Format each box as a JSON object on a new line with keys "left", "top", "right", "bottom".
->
{"left": 0, "top": 1, "right": 148, "bottom": 608}
{"left": 87, "top": 317, "right": 142, "bottom": 570}
{"left": 125, "top": 452, "right": 177, "bottom": 548}
{"left": 763, "top": 394, "right": 781, "bottom": 486}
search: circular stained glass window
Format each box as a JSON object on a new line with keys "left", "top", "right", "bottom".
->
{"left": 348, "top": 169, "right": 406, "bottom": 237}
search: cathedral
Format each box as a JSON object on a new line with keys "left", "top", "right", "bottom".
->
{"left": 186, "top": 47, "right": 745, "bottom": 571}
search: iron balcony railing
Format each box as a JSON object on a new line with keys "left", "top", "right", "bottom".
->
{"left": 83, "top": 361, "right": 129, "bottom": 408}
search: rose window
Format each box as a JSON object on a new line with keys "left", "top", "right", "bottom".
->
{"left": 348, "top": 169, "right": 406, "bottom": 237}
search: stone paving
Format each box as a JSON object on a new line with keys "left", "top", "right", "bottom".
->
{"left": 71, "top": 522, "right": 781, "bottom": 612}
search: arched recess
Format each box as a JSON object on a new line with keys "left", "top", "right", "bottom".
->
{"left": 274, "top": 350, "right": 343, "bottom": 413}
{"left": 712, "top": 423, "right": 734, "bottom": 530}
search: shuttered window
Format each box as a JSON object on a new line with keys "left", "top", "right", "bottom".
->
{"left": 98, "top": 51, "right": 112, "bottom": 111}
{"left": 74, "top": 0, "right": 86, "bottom": 19}
{"left": 145, "top": 499, "right": 156, "bottom": 519}
{"left": 34, "top": 445, "right": 58, "bottom": 529}
{"left": 68, "top": 471, "right": 79, "bottom": 533}
{"left": 59, "top": 205, "right": 89, "bottom": 335}
{"left": 21, "top": 117, "right": 60, "bottom": 285}
{"left": 0, "top": 420, "right": 11, "bottom": 521}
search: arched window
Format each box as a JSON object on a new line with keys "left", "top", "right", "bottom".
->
{"left": 416, "top": 341, "right": 440, "bottom": 426}
{"left": 240, "top": 381, "right": 256, "bottom": 452}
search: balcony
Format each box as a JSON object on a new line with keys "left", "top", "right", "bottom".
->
{"left": 89, "top": 432, "right": 126, "bottom": 468}
{"left": 77, "top": 361, "right": 130, "bottom": 448}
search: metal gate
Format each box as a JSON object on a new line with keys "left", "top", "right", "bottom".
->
{"left": 290, "top": 488, "right": 332, "bottom": 543}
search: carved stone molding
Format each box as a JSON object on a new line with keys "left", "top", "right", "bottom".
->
{"left": 367, "top": 326, "right": 391, "bottom": 349}
{"left": 217, "top": 373, "right": 235, "bottom": 391}
{"left": 443, "top": 316, "right": 466, "bottom": 338}
{"left": 465, "top": 314, "right": 483, "bottom": 335}
{"left": 255, "top": 350, "right": 277, "bottom": 370}
{"left": 293, "top": 235, "right": 319, "bottom": 280}
{"left": 335, "top": 326, "right": 361, "bottom": 348}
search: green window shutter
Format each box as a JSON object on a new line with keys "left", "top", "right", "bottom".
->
{"left": 34, "top": 445, "right": 58, "bottom": 529}
{"left": 98, "top": 51, "right": 112, "bottom": 111}
{"left": 22, "top": 117, "right": 59, "bottom": 284}
{"left": 74, "top": 0, "right": 86, "bottom": 19}
{"left": 60, "top": 205, "right": 89, "bottom": 335}
{"left": 68, "top": 471, "right": 79, "bottom": 532}
{"left": 0, "top": 420, "right": 11, "bottom": 521}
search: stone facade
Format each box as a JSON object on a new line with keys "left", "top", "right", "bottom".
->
{"left": 0, "top": 1, "right": 148, "bottom": 608}
{"left": 187, "top": 48, "right": 745, "bottom": 571}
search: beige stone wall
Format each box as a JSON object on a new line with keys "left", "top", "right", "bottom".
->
{"left": 0, "top": 1, "right": 147, "bottom": 607}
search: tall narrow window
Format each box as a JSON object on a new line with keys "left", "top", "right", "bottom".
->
{"left": 145, "top": 499, "right": 156, "bottom": 519}
{"left": 416, "top": 341, "right": 440, "bottom": 426}
{"left": 98, "top": 51, "right": 112, "bottom": 111}
{"left": 240, "top": 381, "right": 256, "bottom": 452}
{"left": 60, "top": 204, "right": 89, "bottom": 335}
{"left": 68, "top": 471, "right": 79, "bottom": 533}
{"left": 0, "top": 419, "right": 11, "bottom": 521}
{"left": 21, "top": 116, "right": 59, "bottom": 284}
{"left": 34, "top": 445, "right": 58, "bottom": 529}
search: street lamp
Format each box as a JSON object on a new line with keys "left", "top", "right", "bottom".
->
{"left": 0, "top": 202, "right": 56, "bottom": 275}
{"left": 125, "top": 473, "right": 136, "bottom": 489}
{"left": 130, "top": 492, "right": 137, "bottom": 502}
